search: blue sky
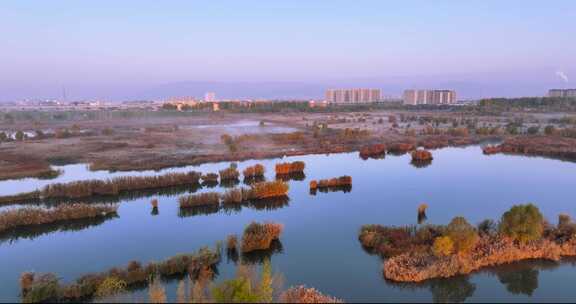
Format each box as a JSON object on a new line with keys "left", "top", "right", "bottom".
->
{"left": 1, "top": 0, "right": 575, "bottom": 100}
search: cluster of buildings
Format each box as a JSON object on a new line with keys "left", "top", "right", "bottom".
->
{"left": 548, "top": 89, "right": 576, "bottom": 98}
{"left": 402, "top": 89, "right": 457, "bottom": 105}
{"left": 323, "top": 88, "right": 457, "bottom": 105}
{"left": 325, "top": 88, "right": 381, "bottom": 104}
{"left": 165, "top": 92, "right": 220, "bottom": 111}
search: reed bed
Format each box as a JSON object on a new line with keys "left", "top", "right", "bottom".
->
{"left": 201, "top": 173, "right": 219, "bottom": 184}
{"left": 221, "top": 188, "right": 245, "bottom": 205}
{"left": 0, "top": 191, "right": 41, "bottom": 205}
{"left": 411, "top": 150, "right": 433, "bottom": 162}
{"left": 178, "top": 192, "right": 220, "bottom": 208}
{"left": 359, "top": 144, "right": 387, "bottom": 159}
{"left": 240, "top": 222, "right": 284, "bottom": 253}
{"left": 0, "top": 171, "right": 202, "bottom": 203}
{"left": 0, "top": 204, "right": 118, "bottom": 234}
{"left": 20, "top": 247, "right": 221, "bottom": 303}
{"left": 0, "top": 213, "right": 117, "bottom": 245}
{"left": 248, "top": 181, "right": 289, "bottom": 199}
{"left": 388, "top": 143, "right": 415, "bottom": 155}
{"left": 242, "top": 164, "right": 265, "bottom": 179}
{"left": 275, "top": 161, "right": 305, "bottom": 175}
{"left": 219, "top": 167, "right": 240, "bottom": 181}
{"left": 309, "top": 176, "right": 352, "bottom": 190}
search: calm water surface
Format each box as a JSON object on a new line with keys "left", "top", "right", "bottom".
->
{"left": 1, "top": 146, "right": 576, "bottom": 302}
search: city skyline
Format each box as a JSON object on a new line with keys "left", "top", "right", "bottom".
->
{"left": 1, "top": 0, "right": 575, "bottom": 101}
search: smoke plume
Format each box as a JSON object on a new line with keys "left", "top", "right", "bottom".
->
{"left": 556, "top": 70, "right": 569, "bottom": 83}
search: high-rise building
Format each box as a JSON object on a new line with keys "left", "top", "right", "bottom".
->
{"left": 403, "top": 89, "right": 456, "bottom": 105}
{"left": 325, "top": 88, "right": 381, "bottom": 104}
{"left": 204, "top": 92, "right": 216, "bottom": 102}
{"left": 548, "top": 89, "right": 576, "bottom": 98}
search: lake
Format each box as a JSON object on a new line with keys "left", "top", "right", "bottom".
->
{"left": 1, "top": 146, "right": 576, "bottom": 302}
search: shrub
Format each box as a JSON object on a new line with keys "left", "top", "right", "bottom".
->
{"left": 249, "top": 181, "right": 289, "bottom": 199}
{"left": 151, "top": 199, "right": 158, "bottom": 208}
{"left": 95, "top": 277, "right": 126, "bottom": 298}
{"left": 477, "top": 219, "right": 497, "bottom": 236}
{"left": 241, "top": 222, "right": 283, "bottom": 253}
{"left": 178, "top": 192, "right": 220, "bottom": 208}
{"left": 411, "top": 150, "right": 433, "bottom": 162}
{"left": 275, "top": 161, "right": 305, "bottom": 175}
{"left": 243, "top": 164, "right": 265, "bottom": 178}
{"left": 221, "top": 188, "right": 243, "bottom": 205}
{"left": 22, "top": 273, "right": 60, "bottom": 303}
{"left": 432, "top": 236, "right": 454, "bottom": 257}
{"left": 499, "top": 204, "right": 544, "bottom": 243}
{"left": 359, "top": 144, "right": 386, "bottom": 159}
{"left": 219, "top": 167, "right": 240, "bottom": 181}
{"left": 211, "top": 277, "right": 260, "bottom": 303}
{"left": 309, "top": 180, "right": 318, "bottom": 190}
{"left": 358, "top": 224, "right": 435, "bottom": 257}
{"left": 279, "top": 286, "right": 343, "bottom": 303}
{"left": 309, "top": 176, "right": 352, "bottom": 191}
{"left": 445, "top": 217, "right": 478, "bottom": 254}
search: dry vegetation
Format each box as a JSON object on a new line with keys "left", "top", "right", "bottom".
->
{"left": 275, "top": 161, "right": 305, "bottom": 175}
{"left": 0, "top": 204, "right": 117, "bottom": 234}
{"left": 482, "top": 136, "right": 576, "bottom": 161}
{"left": 241, "top": 222, "right": 284, "bottom": 253}
{"left": 0, "top": 171, "right": 202, "bottom": 204}
{"left": 309, "top": 176, "right": 352, "bottom": 194}
{"left": 19, "top": 247, "right": 220, "bottom": 303}
{"left": 359, "top": 144, "right": 386, "bottom": 160}
{"left": 178, "top": 192, "right": 220, "bottom": 208}
{"left": 411, "top": 150, "right": 433, "bottom": 162}
{"left": 219, "top": 166, "right": 240, "bottom": 181}
{"left": 279, "top": 286, "right": 343, "bottom": 303}
{"left": 243, "top": 164, "right": 265, "bottom": 179}
{"left": 359, "top": 203, "right": 576, "bottom": 283}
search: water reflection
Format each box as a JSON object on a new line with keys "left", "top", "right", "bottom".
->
{"left": 310, "top": 185, "right": 352, "bottom": 195}
{"left": 417, "top": 211, "right": 428, "bottom": 224}
{"left": 489, "top": 259, "right": 561, "bottom": 297}
{"left": 5, "top": 184, "right": 201, "bottom": 208}
{"left": 220, "top": 179, "right": 240, "bottom": 188}
{"left": 245, "top": 196, "right": 290, "bottom": 211}
{"left": 179, "top": 196, "right": 291, "bottom": 218}
{"left": 275, "top": 172, "right": 306, "bottom": 182}
{"left": 240, "top": 240, "right": 284, "bottom": 265}
{"left": 243, "top": 176, "right": 266, "bottom": 186}
{"left": 410, "top": 160, "right": 432, "bottom": 169}
{"left": 178, "top": 205, "right": 220, "bottom": 217}
{"left": 387, "top": 275, "right": 476, "bottom": 303}
{"left": 0, "top": 213, "right": 118, "bottom": 245}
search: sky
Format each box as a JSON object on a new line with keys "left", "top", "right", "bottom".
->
{"left": 1, "top": 0, "right": 575, "bottom": 100}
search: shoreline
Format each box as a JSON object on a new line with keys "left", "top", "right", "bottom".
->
{"left": 384, "top": 236, "right": 576, "bottom": 282}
